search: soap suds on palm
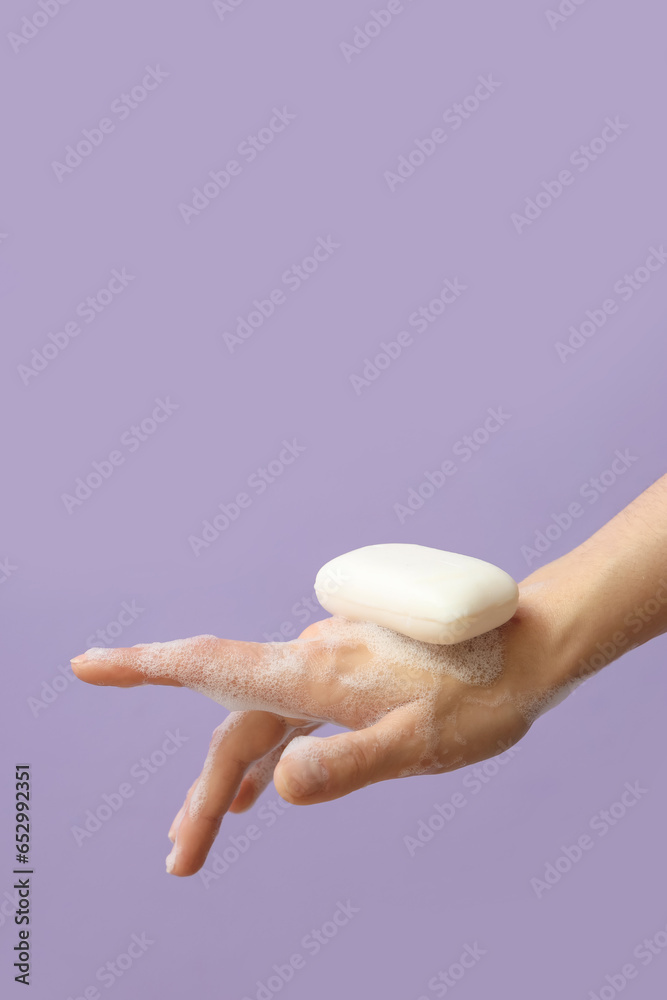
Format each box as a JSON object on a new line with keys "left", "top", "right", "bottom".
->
{"left": 80, "top": 543, "right": 519, "bottom": 778}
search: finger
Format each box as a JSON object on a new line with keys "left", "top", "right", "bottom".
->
{"left": 168, "top": 803, "right": 187, "bottom": 844}
{"left": 70, "top": 637, "right": 222, "bottom": 688}
{"left": 168, "top": 779, "right": 198, "bottom": 843}
{"left": 229, "top": 722, "right": 321, "bottom": 814}
{"left": 274, "top": 704, "right": 422, "bottom": 806}
{"left": 169, "top": 722, "right": 320, "bottom": 829}
{"left": 70, "top": 634, "right": 318, "bottom": 719}
{"left": 166, "top": 711, "right": 295, "bottom": 877}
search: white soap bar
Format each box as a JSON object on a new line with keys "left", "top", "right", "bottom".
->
{"left": 314, "top": 543, "right": 519, "bottom": 644}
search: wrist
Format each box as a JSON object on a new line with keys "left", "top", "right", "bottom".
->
{"left": 517, "top": 547, "right": 635, "bottom": 693}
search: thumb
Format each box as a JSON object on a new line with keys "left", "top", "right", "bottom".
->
{"left": 274, "top": 705, "right": 420, "bottom": 804}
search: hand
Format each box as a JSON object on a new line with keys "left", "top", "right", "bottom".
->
{"left": 71, "top": 590, "right": 567, "bottom": 877}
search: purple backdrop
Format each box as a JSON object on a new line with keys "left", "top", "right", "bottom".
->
{"left": 2, "top": 1, "right": 667, "bottom": 998}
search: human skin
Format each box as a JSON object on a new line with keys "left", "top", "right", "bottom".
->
{"left": 71, "top": 475, "right": 667, "bottom": 877}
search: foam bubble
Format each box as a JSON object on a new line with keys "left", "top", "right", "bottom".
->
{"left": 189, "top": 713, "right": 245, "bottom": 820}
{"left": 82, "top": 617, "right": 510, "bottom": 779}
{"left": 281, "top": 734, "right": 327, "bottom": 764}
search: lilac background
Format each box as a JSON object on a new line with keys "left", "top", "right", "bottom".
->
{"left": 2, "top": 1, "right": 667, "bottom": 997}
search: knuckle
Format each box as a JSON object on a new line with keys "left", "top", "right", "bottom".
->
{"left": 344, "top": 736, "right": 374, "bottom": 783}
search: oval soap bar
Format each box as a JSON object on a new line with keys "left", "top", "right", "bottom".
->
{"left": 314, "top": 543, "right": 519, "bottom": 644}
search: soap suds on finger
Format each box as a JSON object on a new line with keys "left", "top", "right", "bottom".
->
{"left": 80, "top": 612, "right": 511, "bottom": 781}
{"left": 189, "top": 714, "right": 245, "bottom": 820}
{"left": 81, "top": 617, "right": 506, "bottom": 734}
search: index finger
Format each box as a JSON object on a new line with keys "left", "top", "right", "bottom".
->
{"left": 70, "top": 633, "right": 320, "bottom": 719}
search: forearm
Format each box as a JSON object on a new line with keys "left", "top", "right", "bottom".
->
{"left": 523, "top": 474, "right": 667, "bottom": 686}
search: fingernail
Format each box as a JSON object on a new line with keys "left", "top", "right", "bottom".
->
{"left": 168, "top": 805, "right": 186, "bottom": 843}
{"left": 73, "top": 647, "right": 113, "bottom": 664}
{"left": 284, "top": 759, "right": 327, "bottom": 798}
{"left": 165, "top": 842, "right": 178, "bottom": 875}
